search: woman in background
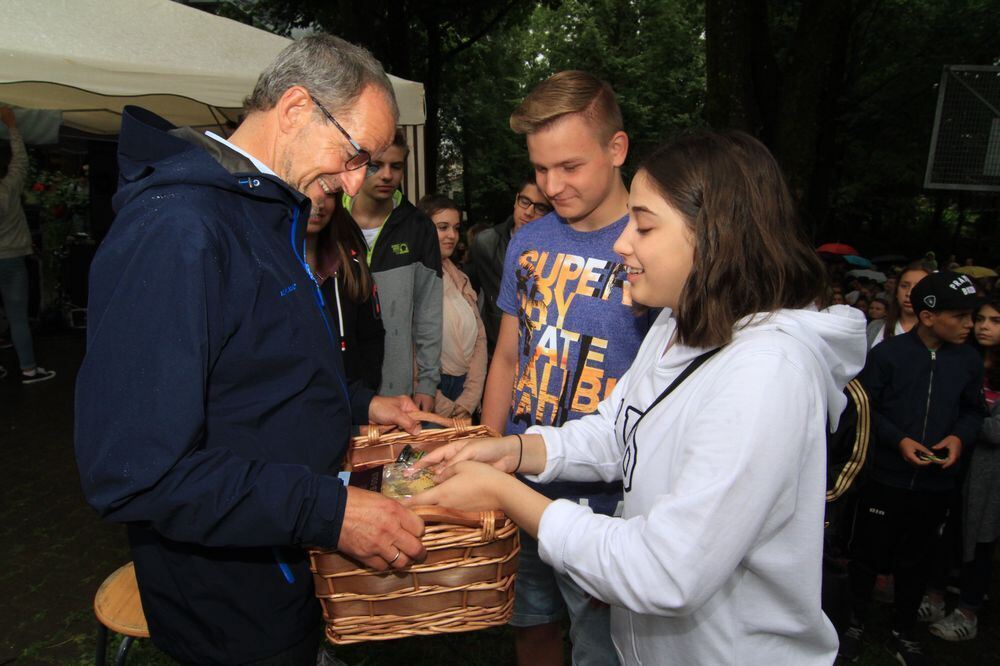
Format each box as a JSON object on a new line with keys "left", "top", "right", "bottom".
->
{"left": 417, "top": 194, "right": 487, "bottom": 419}
{"left": 868, "top": 295, "right": 889, "bottom": 323}
{"left": 867, "top": 262, "right": 930, "bottom": 349}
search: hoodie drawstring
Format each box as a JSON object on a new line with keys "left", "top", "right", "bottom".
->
{"left": 332, "top": 273, "right": 346, "bottom": 352}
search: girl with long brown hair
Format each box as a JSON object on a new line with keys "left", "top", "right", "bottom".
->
{"left": 867, "top": 262, "right": 930, "bottom": 349}
{"left": 305, "top": 177, "right": 384, "bottom": 390}
{"left": 417, "top": 194, "right": 487, "bottom": 419}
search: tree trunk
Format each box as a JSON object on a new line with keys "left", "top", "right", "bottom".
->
{"left": 704, "top": 0, "right": 771, "bottom": 133}
{"left": 773, "top": 0, "right": 859, "bottom": 235}
{"left": 705, "top": 0, "right": 866, "bottom": 236}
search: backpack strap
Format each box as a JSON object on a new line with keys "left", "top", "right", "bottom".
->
{"left": 641, "top": 347, "right": 723, "bottom": 418}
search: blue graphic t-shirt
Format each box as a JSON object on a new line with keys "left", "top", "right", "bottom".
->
{"left": 497, "top": 212, "right": 650, "bottom": 513}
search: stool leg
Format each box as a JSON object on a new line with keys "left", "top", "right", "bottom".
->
{"left": 95, "top": 624, "right": 108, "bottom": 666}
{"left": 113, "top": 636, "right": 135, "bottom": 666}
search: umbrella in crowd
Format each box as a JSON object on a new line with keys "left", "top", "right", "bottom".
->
{"left": 816, "top": 242, "right": 859, "bottom": 256}
{"left": 843, "top": 255, "right": 875, "bottom": 269}
{"left": 956, "top": 266, "right": 998, "bottom": 279}
{"left": 846, "top": 269, "right": 887, "bottom": 283}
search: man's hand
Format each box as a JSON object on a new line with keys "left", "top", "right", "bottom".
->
{"left": 0, "top": 107, "right": 16, "bottom": 129}
{"left": 899, "top": 437, "right": 934, "bottom": 467}
{"left": 368, "top": 395, "right": 421, "bottom": 435}
{"left": 337, "top": 486, "right": 426, "bottom": 570}
{"left": 414, "top": 393, "right": 435, "bottom": 412}
{"left": 931, "top": 435, "right": 963, "bottom": 469}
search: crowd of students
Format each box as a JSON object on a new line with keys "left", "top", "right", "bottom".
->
{"left": 818, "top": 258, "right": 1000, "bottom": 665}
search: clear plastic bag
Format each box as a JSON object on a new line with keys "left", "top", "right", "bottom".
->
{"left": 381, "top": 445, "right": 437, "bottom": 500}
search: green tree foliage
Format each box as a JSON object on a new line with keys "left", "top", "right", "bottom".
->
{"left": 440, "top": 0, "right": 706, "bottom": 224}
{"left": 216, "top": 0, "right": 998, "bottom": 260}
{"left": 224, "top": 0, "right": 537, "bottom": 195}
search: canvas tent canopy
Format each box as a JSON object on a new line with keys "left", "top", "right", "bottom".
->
{"left": 0, "top": 0, "right": 428, "bottom": 198}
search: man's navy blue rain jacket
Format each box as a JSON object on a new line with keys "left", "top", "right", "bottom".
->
{"left": 859, "top": 329, "right": 984, "bottom": 493}
{"left": 74, "top": 107, "right": 374, "bottom": 664}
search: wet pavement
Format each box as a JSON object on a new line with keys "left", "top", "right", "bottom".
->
{"left": 1, "top": 330, "right": 133, "bottom": 664}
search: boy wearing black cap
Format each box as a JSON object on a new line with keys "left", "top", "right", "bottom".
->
{"left": 840, "top": 271, "right": 985, "bottom": 665}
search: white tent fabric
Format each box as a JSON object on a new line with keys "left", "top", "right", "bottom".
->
{"left": 0, "top": 0, "right": 426, "bottom": 134}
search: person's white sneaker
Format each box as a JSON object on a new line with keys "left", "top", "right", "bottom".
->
{"left": 917, "top": 595, "right": 946, "bottom": 623}
{"left": 929, "top": 609, "right": 978, "bottom": 641}
{"left": 21, "top": 366, "right": 56, "bottom": 384}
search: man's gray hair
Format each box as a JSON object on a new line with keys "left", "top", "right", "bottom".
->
{"left": 245, "top": 34, "right": 398, "bottom": 122}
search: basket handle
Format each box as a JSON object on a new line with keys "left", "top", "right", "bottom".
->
{"left": 364, "top": 410, "right": 472, "bottom": 444}
{"left": 412, "top": 505, "right": 506, "bottom": 530}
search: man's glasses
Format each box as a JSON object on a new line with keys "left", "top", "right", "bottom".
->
{"left": 515, "top": 194, "right": 553, "bottom": 216}
{"left": 309, "top": 94, "right": 377, "bottom": 176}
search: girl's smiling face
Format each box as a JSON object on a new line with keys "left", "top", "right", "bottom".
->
{"left": 613, "top": 170, "right": 695, "bottom": 310}
{"left": 432, "top": 208, "right": 461, "bottom": 260}
{"left": 975, "top": 304, "right": 1000, "bottom": 348}
{"left": 305, "top": 178, "right": 335, "bottom": 235}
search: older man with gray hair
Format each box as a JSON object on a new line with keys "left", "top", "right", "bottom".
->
{"left": 75, "top": 35, "right": 426, "bottom": 664}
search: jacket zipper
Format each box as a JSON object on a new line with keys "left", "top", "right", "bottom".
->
{"left": 911, "top": 349, "right": 937, "bottom": 489}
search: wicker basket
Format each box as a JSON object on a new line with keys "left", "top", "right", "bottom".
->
{"left": 308, "top": 412, "right": 519, "bottom": 644}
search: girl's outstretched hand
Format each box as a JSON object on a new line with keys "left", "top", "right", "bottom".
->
{"left": 414, "top": 436, "right": 521, "bottom": 476}
{"left": 406, "top": 461, "right": 513, "bottom": 512}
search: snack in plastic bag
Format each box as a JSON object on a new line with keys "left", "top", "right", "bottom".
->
{"left": 381, "top": 445, "right": 437, "bottom": 499}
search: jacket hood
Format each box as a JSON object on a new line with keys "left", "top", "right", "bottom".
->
{"left": 750, "top": 305, "right": 868, "bottom": 427}
{"left": 113, "top": 106, "right": 303, "bottom": 214}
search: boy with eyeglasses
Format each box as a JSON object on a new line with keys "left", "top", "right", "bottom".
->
{"left": 481, "top": 70, "right": 651, "bottom": 666}
{"left": 466, "top": 175, "right": 552, "bottom": 355}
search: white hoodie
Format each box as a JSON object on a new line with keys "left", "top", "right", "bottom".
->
{"left": 526, "top": 305, "right": 867, "bottom": 666}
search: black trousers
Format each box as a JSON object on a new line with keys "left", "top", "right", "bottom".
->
{"left": 959, "top": 541, "right": 997, "bottom": 610}
{"left": 847, "top": 481, "right": 950, "bottom": 635}
{"left": 180, "top": 628, "right": 322, "bottom": 666}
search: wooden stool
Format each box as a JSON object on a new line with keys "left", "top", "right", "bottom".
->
{"left": 94, "top": 562, "right": 149, "bottom": 666}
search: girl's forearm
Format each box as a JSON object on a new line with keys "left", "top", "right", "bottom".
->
{"left": 494, "top": 473, "right": 552, "bottom": 539}
{"left": 514, "top": 433, "right": 548, "bottom": 476}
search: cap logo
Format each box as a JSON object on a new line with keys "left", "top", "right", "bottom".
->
{"left": 924, "top": 295, "right": 937, "bottom": 308}
{"left": 949, "top": 275, "right": 976, "bottom": 294}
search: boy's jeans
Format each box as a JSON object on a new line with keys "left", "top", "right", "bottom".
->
{"left": 0, "top": 256, "right": 35, "bottom": 370}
